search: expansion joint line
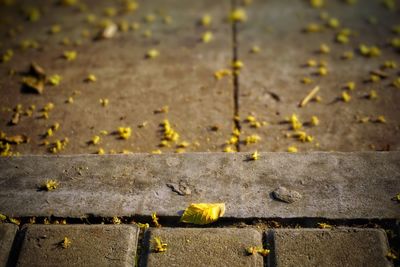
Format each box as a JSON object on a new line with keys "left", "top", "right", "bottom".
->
{"left": 231, "top": 0, "right": 241, "bottom": 152}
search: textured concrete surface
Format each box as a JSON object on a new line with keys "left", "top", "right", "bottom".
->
{"left": 0, "top": 223, "right": 18, "bottom": 267}
{"left": 1, "top": 0, "right": 399, "bottom": 155}
{"left": 237, "top": 0, "right": 400, "bottom": 152}
{"left": 16, "top": 224, "right": 139, "bottom": 267}
{"left": 0, "top": 0, "right": 234, "bottom": 154}
{"left": 0, "top": 152, "right": 399, "bottom": 218}
{"left": 267, "top": 228, "right": 393, "bottom": 267}
{"left": 140, "top": 227, "right": 263, "bottom": 267}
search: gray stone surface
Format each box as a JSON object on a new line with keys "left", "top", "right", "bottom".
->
{"left": 0, "top": 152, "right": 399, "bottom": 218}
{"left": 237, "top": 0, "right": 400, "bottom": 152}
{"left": 267, "top": 228, "right": 393, "bottom": 267}
{"left": 0, "top": 223, "right": 18, "bottom": 267}
{"left": 141, "top": 227, "right": 263, "bottom": 267}
{"left": 0, "top": 0, "right": 234, "bottom": 154}
{"left": 16, "top": 224, "right": 139, "bottom": 267}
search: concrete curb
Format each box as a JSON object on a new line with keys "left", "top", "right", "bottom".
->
{"left": 0, "top": 152, "right": 399, "bottom": 219}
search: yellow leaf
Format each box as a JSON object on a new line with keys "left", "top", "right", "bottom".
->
{"left": 317, "top": 222, "right": 332, "bottom": 229}
{"left": 180, "top": 203, "right": 225, "bottom": 225}
{"left": 61, "top": 237, "right": 71, "bottom": 249}
{"left": 246, "top": 246, "right": 270, "bottom": 256}
{"left": 386, "top": 250, "right": 398, "bottom": 260}
{"left": 153, "top": 237, "right": 167, "bottom": 252}
{"left": 152, "top": 212, "right": 161, "bottom": 227}
{"left": 9, "top": 217, "right": 20, "bottom": 225}
{"left": 41, "top": 179, "right": 59, "bottom": 191}
{"left": 135, "top": 222, "right": 149, "bottom": 229}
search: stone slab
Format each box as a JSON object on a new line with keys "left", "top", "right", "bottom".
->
{"left": 0, "top": 152, "right": 399, "bottom": 219}
{"left": 16, "top": 224, "right": 139, "bottom": 267}
{"left": 267, "top": 228, "right": 393, "bottom": 267}
{"left": 140, "top": 227, "right": 263, "bottom": 267}
{"left": 237, "top": 0, "right": 400, "bottom": 152}
{"left": 0, "top": 0, "right": 234, "bottom": 154}
{"left": 0, "top": 223, "right": 18, "bottom": 267}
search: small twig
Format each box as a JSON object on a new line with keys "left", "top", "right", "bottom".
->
{"left": 299, "top": 86, "right": 320, "bottom": 107}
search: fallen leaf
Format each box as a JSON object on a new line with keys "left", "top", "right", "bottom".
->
{"left": 40, "top": 179, "right": 59, "bottom": 191}
{"left": 29, "top": 62, "right": 46, "bottom": 79}
{"left": 246, "top": 246, "right": 270, "bottom": 256}
{"left": 60, "top": 237, "right": 71, "bottom": 249}
{"left": 152, "top": 212, "right": 161, "bottom": 227}
{"left": 10, "top": 112, "right": 20, "bottom": 125}
{"left": 22, "top": 76, "right": 45, "bottom": 94}
{"left": 180, "top": 203, "right": 225, "bottom": 225}
{"left": 153, "top": 237, "right": 167, "bottom": 252}
{"left": 2, "top": 134, "right": 29, "bottom": 144}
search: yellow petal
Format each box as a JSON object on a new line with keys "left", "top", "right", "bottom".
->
{"left": 180, "top": 203, "right": 225, "bottom": 225}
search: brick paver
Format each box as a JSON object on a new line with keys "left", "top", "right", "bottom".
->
{"left": 140, "top": 227, "right": 264, "bottom": 267}
{"left": 266, "top": 228, "right": 393, "bottom": 267}
{"left": 16, "top": 224, "right": 139, "bottom": 267}
{"left": 0, "top": 223, "right": 18, "bottom": 267}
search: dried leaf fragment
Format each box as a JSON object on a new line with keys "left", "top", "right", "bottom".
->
{"left": 341, "top": 91, "right": 351, "bottom": 102}
{"left": 135, "top": 222, "right": 149, "bottom": 229}
{"left": 29, "top": 62, "right": 46, "bottom": 79}
{"left": 229, "top": 8, "right": 247, "bottom": 22}
{"left": 317, "top": 222, "right": 332, "bottom": 229}
{"left": 310, "top": 0, "right": 324, "bottom": 8}
{"left": 386, "top": 250, "right": 398, "bottom": 260}
{"left": 214, "top": 69, "right": 231, "bottom": 80}
{"left": 246, "top": 246, "right": 270, "bottom": 256}
{"left": 85, "top": 74, "right": 97, "bottom": 83}
{"left": 200, "top": 14, "right": 211, "bottom": 27}
{"left": 146, "top": 49, "right": 159, "bottom": 59}
{"left": 249, "top": 151, "right": 259, "bottom": 160}
{"left": 112, "top": 216, "right": 121, "bottom": 224}
{"left": 10, "top": 112, "right": 20, "bottom": 125}
{"left": 9, "top": 217, "right": 20, "bottom": 225}
{"left": 1, "top": 134, "right": 29, "bottom": 144}
{"left": 180, "top": 203, "right": 225, "bottom": 225}
{"left": 153, "top": 237, "right": 167, "bottom": 252}
{"left": 152, "top": 212, "right": 161, "bottom": 227}
{"left": 118, "top": 127, "right": 132, "bottom": 139}
{"left": 22, "top": 76, "right": 45, "bottom": 94}
{"left": 61, "top": 237, "right": 71, "bottom": 249}
{"left": 90, "top": 135, "right": 100, "bottom": 145}
{"left": 48, "top": 74, "right": 62, "bottom": 86}
{"left": 63, "top": 50, "right": 77, "bottom": 61}
{"left": 201, "top": 31, "right": 213, "bottom": 43}
{"left": 41, "top": 179, "right": 59, "bottom": 191}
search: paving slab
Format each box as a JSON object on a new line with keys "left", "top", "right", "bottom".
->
{"left": 140, "top": 227, "right": 263, "bottom": 267}
{"left": 0, "top": 152, "right": 399, "bottom": 219}
{"left": 236, "top": 0, "right": 400, "bottom": 152}
{"left": 266, "top": 228, "right": 393, "bottom": 267}
{"left": 0, "top": 223, "right": 18, "bottom": 267}
{"left": 0, "top": 0, "right": 234, "bottom": 154}
{"left": 16, "top": 224, "right": 139, "bottom": 267}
